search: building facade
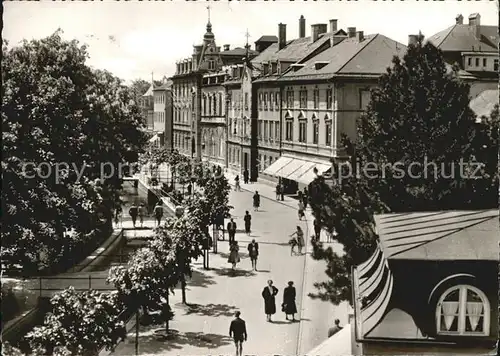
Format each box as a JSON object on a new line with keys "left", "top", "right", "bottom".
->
{"left": 152, "top": 80, "right": 173, "bottom": 149}
{"left": 139, "top": 84, "right": 154, "bottom": 131}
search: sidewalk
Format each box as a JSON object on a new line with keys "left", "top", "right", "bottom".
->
{"left": 226, "top": 169, "right": 351, "bottom": 354}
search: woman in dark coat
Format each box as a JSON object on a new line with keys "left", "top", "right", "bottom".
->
{"left": 261, "top": 280, "right": 278, "bottom": 322}
{"left": 253, "top": 191, "right": 260, "bottom": 211}
{"left": 282, "top": 281, "right": 298, "bottom": 321}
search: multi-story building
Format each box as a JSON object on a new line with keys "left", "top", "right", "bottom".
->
{"left": 226, "top": 36, "right": 278, "bottom": 180}
{"left": 140, "top": 83, "right": 154, "bottom": 131}
{"left": 427, "top": 13, "right": 498, "bottom": 99}
{"left": 152, "top": 79, "right": 173, "bottom": 149}
{"left": 350, "top": 210, "right": 499, "bottom": 355}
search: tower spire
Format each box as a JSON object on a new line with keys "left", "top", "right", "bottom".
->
{"left": 206, "top": 5, "right": 211, "bottom": 24}
{"left": 244, "top": 29, "right": 250, "bottom": 64}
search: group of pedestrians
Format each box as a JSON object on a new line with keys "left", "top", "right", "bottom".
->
{"left": 261, "top": 279, "right": 298, "bottom": 322}
{"left": 124, "top": 201, "right": 165, "bottom": 228}
{"left": 234, "top": 168, "right": 250, "bottom": 192}
{"left": 227, "top": 238, "right": 260, "bottom": 271}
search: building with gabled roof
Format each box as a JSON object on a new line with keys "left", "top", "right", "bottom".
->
{"left": 427, "top": 13, "right": 498, "bottom": 99}
{"left": 350, "top": 209, "right": 499, "bottom": 355}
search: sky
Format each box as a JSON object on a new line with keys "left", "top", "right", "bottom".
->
{"left": 4, "top": 1, "right": 498, "bottom": 83}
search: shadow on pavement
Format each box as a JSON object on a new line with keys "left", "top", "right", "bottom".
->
{"left": 188, "top": 269, "right": 217, "bottom": 288}
{"left": 183, "top": 302, "right": 239, "bottom": 317}
{"left": 123, "top": 328, "right": 233, "bottom": 353}
{"left": 213, "top": 268, "right": 256, "bottom": 277}
{"left": 218, "top": 251, "right": 249, "bottom": 260}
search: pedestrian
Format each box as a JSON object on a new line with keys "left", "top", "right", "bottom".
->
{"left": 261, "top": 280, "right": 278, "bottom": 322}
{"left": 280, "top": 183, "right": 284, "bottom": 201}
{"left": 228, "top": 241, "right": 240, "bottom": 270}
{"left": 235, "top": 175, "right": 241, "bottom": 191}
{"left": 138, "top": 203, "right": 147, "bottom": 228}
{"left": 327, "top": 228, "right": 337, "bottom": 243}
{"left": 187, "top": 183, "right": 192, "bottom": 195}
{"left": 282, "top": 281, "right": 298, "bottom": 321}
{"left": 328, "top": 319, "right": 343, "bottom": 337}
{"left": 229, "top": 311, "right": 247, "bottom": 356}
{"left": 302, "top": 187, "right": 309, "bottom": 209}
{"left": 114, "top": 205, "right": 122, "bottom": 228}
{"left": 298, "top": 200, "right": 305, "bottom": 220}
{"left": 247, "top": 239, "right": 259, "bottom": 271}
{"left": 289, "top": 226, "right": 305, "bottom": 255}
{"left": 128, "top": 203, "right": 138, "bottom": 228}
{"left": 253, "top": 191, "right": 260, "bottom": 211}
{"left": 243, "top": 169, "right": 249, "bottom": 184}
{"left": 227, "top": 218, "right": 237, "bottom": 244}
{"left": 288, "top": 235, "right": 298, "bottom": 256}
{"left": 153, "top": 202, "right": 164, "bottom": 226}
{"left": 275, "top": 183, "right": 281, "bottom": 200}
{"left": 313, "top": 218, "right": 321, "bottom": 241}
{"left": 243, "top": 211, "right": 251, "bottom": 235}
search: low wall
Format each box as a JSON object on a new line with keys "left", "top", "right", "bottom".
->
{"left": 1, "top": 230, "right": 125, "bottom": 345}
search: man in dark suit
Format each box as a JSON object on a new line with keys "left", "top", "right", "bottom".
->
{"left": 229, "top": 311, "right": 247, "bottom": 356}
{"left": 227, "top": 218, "right": 237, "bottom": 244}
{"left": 247, "top": 239, "right": 259, "bottom": 271}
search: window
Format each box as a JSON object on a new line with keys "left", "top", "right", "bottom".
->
{"left": 259, "top": 93, "right": 263, "bottom": 110}
{"left": 275, "top": 121, "right": 280, "bottom": 139}
{"left": 313, "top": 88, "right": 319, "bottom": 109}
{"left": 360, "top": 89, "right": 371, "bottom": 110}
{"left": 313, "top": 120, "right": 319, "bottom": 144}
{"left": 275, "top": 92, "right": 280, "bottom": 110}
{"left": 244, "top": 93, "right": 249, "bottom": 109}
{"left": 325, "top": 119, "right": 332, "bottom": 146}
{"left": 286, "top": 89, "right": 294, "bottom": 108}
{"left": 258, "top": 121, "right": 263, "bottom": 139}
{"left": 475, "top": 58, "right": 480, "bottom": 66}
{"left": 263, "top": 155, "right": 267, "bottom": 169}
{"left": 436, "top": 285, "right": 490, "bottom": 336}
{"left": 482, "top": 58, "right": 487, "bottom": 67}
{"left": 269, "top": 122, "right": 274, "bottom": 140}
{"left": 298, "top": 120, "right": 307, "bottom": 143}
{"left": 213, "top": 95, "right": 217, "bottom": 116}
{"left": 259, "top": 154, "right": 263, "bottom": 171}
{"left": 264, "top": 93, "right": 268, "bottom": 111}
{"left": 268, "top": 156, "right": 272, "bottom": 167}
{"left": 285, "top": 119, "right": 293, "bottom": 141}
{"left": 208, "top": 96, "right": 212, "bottom": 116}
{"left": 218, "top": 93, "right": 223, "bottom": 116}
{"left": 467, "top": 57, "right": 472, "bottom": 66}
{"left": 299, "top": 89, "right": 307, "bottom": 109}
{"left": 264, "top": 121, "right": 269, "bottom": 140}
{"left": 326, "top": 88, "right": 333, "bottom": 109}
{"left": 495, "top": 59, "right": 499, "bottom": 72}
{"left": 270, "top": 93, "right": 274, "bottom": 110}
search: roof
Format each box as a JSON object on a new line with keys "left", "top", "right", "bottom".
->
{"left": 469, "top": 89, "right": 499, "bottom": 118}
{"left": 142, "top": 83, "right": 154, "bottom": 97}
{"left": 153, "top": 79, "right": 173, "bottom": 91}
{"left": 427, "top": 24, "right": 498, "bottom": 52}
{"left": 280, "top": 34, "right": 406, "bottom": 81}
{"left": 255, "top": 35, "right": 278, "bottom": 43}
{"left": 220, "top": 47, "right": 259, "bottom": 57}
{"left": 374, "top": 210, "right": 499, "bottom": 261}
{"left": 270, "top": 35, "right": 330, "bottom": 62}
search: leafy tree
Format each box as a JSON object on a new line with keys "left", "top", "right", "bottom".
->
{"left": 107, "top": 245, "right": 179, "bottom": 321}
{"left": 129, "top": 78, "right": 151, "bottom": 102}
{"left": 2, "top": 32, "right": 147, "bottom": 273}
{"left": 2, "top": 342, "right": 71, "bottom": 356}
{"left": 202, "top": 174, "right": 233, "bottom": 225}
{"left": 308, "top": 37, "right": 498, "bottom": 305}
{"left": 25, "top": 288, "right": 126, "bottom": 356}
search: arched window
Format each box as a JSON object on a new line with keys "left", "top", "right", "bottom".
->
{"left": 436, "top": 285, "right": 490, "bottom": 336}
{"left": 218, "top": 93, "right": 223, "bottom": 116}
{"left": 203, "top": 95, "right": 207, "bottom": 115}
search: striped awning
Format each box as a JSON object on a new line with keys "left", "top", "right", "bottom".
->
{"left": 262, "top": 155, "right": 331, "bottom": 184}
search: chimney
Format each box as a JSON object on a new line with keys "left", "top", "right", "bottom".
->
{"left": 278, "top": 23, "right": 287, "bottom": 50}
{"left": 408, "top": 34, "right": 418, "bottom": 46}
{"left": 456, "top": 14, "right": 464, "bottom": 24}
{"left": 311, "top": 24, "right": 328, "bottom": 42}
{"left": 468, "top": 13, "right": 481, "bottom": 38}
{"left": 347, "top": 27, "right": 356, "bottom": 38}
{"left": 299, "top": 15, "right": 306, "bottom": 38}
{"left": 224, "top": 44, "right": 230, "bottom": 51}
{"left": 356, "top": 31, "right": 364, "bottom": 42}
{"left": 329, "top": 19, "right": 338, "bottom": 33}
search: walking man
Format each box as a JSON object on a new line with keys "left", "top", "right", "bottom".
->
{"left": 247, "top": 239, "right": 259, "bottom": 271}
{"left": 253, "top": 191, "right": 260, "bottom": 212}
{"left": 275, "top": 183, "right": 281, "bottom": 200}
{"left": 229, "top": 311, "right": 247, "bottom": 356}
{"left": 227, "top": 218, "right": 237, "bottom": 244}
{"left": 313, "top": 218, "right": 321, "bottom": 241}
{"left": 128, "top": 203, "right": 138, "bottom": 228}
{"left": 138, "top": 203, "right": 147, "bottom": 228}
{"left": 243, "top": 168, "right": 249, "bottom": 184}
{"left": 244, "top": 211, "right": 252, "bottom": 235}
{"left": 153, "top": 202, "right": 164, "bottom": 226}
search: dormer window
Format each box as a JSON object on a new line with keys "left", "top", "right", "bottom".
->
{"left": 436, "top": 285, "right": 490, "bottom": 336}
{"left": 263, "top": 63, "right": 269, "bottom": 75}
{"left": 314, "top": 61, "right": 329, "bottom": 70}
{"left": 290, "top": 64, "right": 305, "bottom": 72}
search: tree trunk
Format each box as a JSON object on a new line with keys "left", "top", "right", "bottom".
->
{"left": 181, "top": 275, "right": 187, "bottom": 304}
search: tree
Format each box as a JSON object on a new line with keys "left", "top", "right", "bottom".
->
{"left": 107, "top": 245, "right": 179, "bottom": 323}
{"left": 202, "top": 174, "right": 233, "bottom": 225}
{"left": 308, "top": 37, "right": 498, "bottom": 305}
{"left": 2, "top": 32, "right": 147, "bottom": 273}
{"left": 129, "top": 79, "right": 151, "bottom": 102}
{"left": 25, "top": 288, "right": 126, "bottom": 356}
{"left": 2, "top": 342, "right": 71, "bottom": 356}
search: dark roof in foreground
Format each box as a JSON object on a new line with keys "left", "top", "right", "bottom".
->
{"left": 374, "top": 209, "right": 499, "bottom": 261}
{"left": 469, "top": 89, "right": 499, "bottom": 118}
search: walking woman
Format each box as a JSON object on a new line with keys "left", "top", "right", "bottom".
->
{"left": 282, "top": 281, "right": 298, "bottom": 321}
{"left": 228, "top": 241, "right": 240, "bottom": 270}
{"left": 235, "top": 175, "right": 241, "bottom": 191}
{"left": 261, "top": 280, "right": 278, "bottom": 322}
{"left": 289, "top": 226, "right": 305, "bottom": 255}
{"left": 114, "top": 205, "right": 122, "bottom": 228}
{"left": 244, "top": 211, "right": 252, "bottom": 235}
{"left": 253, "top": 191, "right": 260, "bottom": 211}
{"left": 138, "top": 203, "right": 147, "bottom": 228}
